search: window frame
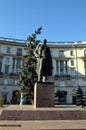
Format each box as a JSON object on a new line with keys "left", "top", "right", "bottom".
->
{"left": 17, "top": 48, "right": 22, "bottom": 55}
{"left": 13, "top": 79, "right": 19, "bottom": 85}
{"left": 7, "top": 47, "right": 11, "bottom": 53}
{"left": 70, "top": 50, "right": 73, "bottom": 56}
{"left": 84, "top": 49, "right": 86, "bottom": 56}
{"left": 5, "top": 65, "right": 9, "bottom": 74}
{"left": 3, "top": 79, "right": 8, "bottom": 85}
{"left": 71, "top": 60, "right": 74, "bottom": 66}
{"left": 60, "top": 80, "right": 65, "bottom": 87}
{"left": 5, "top": 57, "right": 10, "bottom": 63}
{"left": 59, "top": 51, "right": 64, "bottom": 57}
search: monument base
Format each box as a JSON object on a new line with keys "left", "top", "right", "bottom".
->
{"left": 34, "top": 82, "right": 54, "bottom": 108}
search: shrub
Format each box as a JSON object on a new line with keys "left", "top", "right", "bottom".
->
{"left": 0, "top": 97, "right": 5, "bottom": 106}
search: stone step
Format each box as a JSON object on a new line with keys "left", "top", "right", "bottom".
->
{"left": 0, "top": 110, "right": 86, "bottom": 120}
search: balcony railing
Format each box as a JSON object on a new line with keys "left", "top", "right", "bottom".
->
{"left": 55, "top": 74, "right": 86, "bottom": 80}
{"left": 16, "top": 52, "right": 22, "bottom": 56}
{"left": 10, "top": 73, "right": 19, "bottom": 76}
{"left": 0, "top": 83, "right": 18, "bottom": 86}
{"left": 0, "top": 72, "right": 20, "bottom": 76}
{"left": 59, "top": 54, "right": 64, "bottom": 57}
{"left": 55, "top": 74, "right": 71, "bottom": 78}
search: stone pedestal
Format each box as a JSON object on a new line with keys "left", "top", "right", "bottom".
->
{"left": 34, "top": 82, "right": 54, "bottom": 108}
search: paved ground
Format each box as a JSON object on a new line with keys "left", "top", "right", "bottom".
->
{"left": 0, "top": 120, "right": 86, "bottom": 130}
{"left": 0, "top": 104, "right": 84, "bottom": 111}
{"left": 0, "top": 105, "right": 86, "bottom": 129}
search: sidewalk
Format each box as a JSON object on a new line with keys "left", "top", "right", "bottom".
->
{"left": 0, "top": 104, "right": 83, "bottom": 111}
{"left": 0, "top": 120, "right": 86, "bottom": 130}
{"left": 0, "top": 105, "right": 86, "bottom": 129}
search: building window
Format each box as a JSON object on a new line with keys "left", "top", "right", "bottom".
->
{"left": 12, "top": 58, "right": 15, "bottom": 68}
{"left": 65, "top": 61, "right": 68, "bottom": 74}
{"left": 84, "top": 60, "right": 86, "bottom": 66}
{"left": 84, "top": 50, "right": 86, "bottom": 56}
{"left": 84, "top": 60, "right": 86, "bottom": 76}
{"left": 0, "top": 46, "right": 1, "bottom": 53}
{"left": 7, "top": 47, "right": 11, "bottom": 53}
{"left": 0, "top": 64, "right": 2, "bottom": 72}
{"left": 60, "top": 61, "right": 64, "bottom": 68}
{"left": 71, "top": 80, "right": 77, "bottom": 87}
{"left": 71, "top": 60, "right": 74, "bottom": 66}
{"left": 59, "top": 51, "right": 64, "bottom": 57}
{"left": 50, "top": 50, "right": 53, "bottom": 57}
{"left": 17, "top": 48, "right": 22, "bottom": 55}
{"left": 12, "top": 68, "right": 15, "bottom": 73}
{"left": 56, "top": 61, "right": 58, "bottom": 74}
{"left": 60, "top": 68, "right": 64, "bottom": 75}
{"left": 16, "top": 67, "right": 20, "bottom": 74}
{"left": 3, "top": 79, "right": 8, "bottom": 85}
{"left": 13, "top": 79, "right": 19, "bottom": 85}
{"left": 6, "top": 57, "right": 10, "bottom": 63}
{"left": 60, "top": 61, "right": 64, "bottom": 75}
{"left": 5, "top": 65, "right": 9, "bottom": 74}
{"left": 60, "top": 80, "right": 65, "bottom": 87}
{"left": 0, "top": 57, "right": 3, "bottom": 63}
{"left": 70, "top": 50, "right": 73, "bottom": 56}
{"left": 16, "top": 59, "right": 21, "bottom": 66}
{"left": 71, "top": 69, "right": 76, "bottom": 76}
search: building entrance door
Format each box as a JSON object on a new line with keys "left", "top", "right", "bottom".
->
{"left": 72, "top": 96, "right": 76, "bottom": 104}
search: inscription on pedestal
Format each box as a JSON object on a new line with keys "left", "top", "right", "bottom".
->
{"left": 34, "top": 82, "right": 54, "bottom": 108}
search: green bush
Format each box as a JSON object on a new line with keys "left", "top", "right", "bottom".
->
{"left": 0, "top": 97, "right": 5, "bottom": 106}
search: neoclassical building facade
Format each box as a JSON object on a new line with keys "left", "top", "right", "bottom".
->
{"left": 0, "top": 37, "right": 26, "bottom": 103}
{"left": 0, "top": 37, "right": 86, "bottom": 104}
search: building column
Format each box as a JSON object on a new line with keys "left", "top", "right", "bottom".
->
{"left": 64, "top": 61, "right": 66, "bottom": 75}
{"left": 52, "top": 59, "right": 56, "bottom": 76}
{"left": 58, "top": 61, "right": 60, "bottom": 75}
{"left": 15, "top": 59, "right": 17, "bottom": 73}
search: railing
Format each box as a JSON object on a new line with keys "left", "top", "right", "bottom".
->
{"left": 0, "top": 36, "right": 84, "bottom": 45}
{"left": 55, "top": 74, "right": 71, "bottom": 78}
{"left": 48, "top": 41, "right": 82, "bottom": 45}
{"left": 55, "top": 85, "right": 86, "bottom": 88}
{"left": 55, "top": 74, "right": 85, "bottom": 78}
{"left": 0, "top": 37, "right": 27, "bottom": 44}
{"left": 0, "top": 83, "right": 18, "bottom": 86}
{"left": 58, "top": 54, "right": 64, "bottom": 57}
{"left": 0, "top": 72, "right": 20, "bottom": 76}
{"left": 10, "top": 73, "right": 19, "bottom": 76}
{"left": 16, "top": 52, "right": 22, "bottom": 56}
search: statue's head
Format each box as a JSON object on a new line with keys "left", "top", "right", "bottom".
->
{"left": 43, "top": 39, "right": 47, "bottom": 45}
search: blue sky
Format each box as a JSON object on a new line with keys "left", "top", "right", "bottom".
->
{"left": 0, "top": 0, "right": 86, "bottom": 42}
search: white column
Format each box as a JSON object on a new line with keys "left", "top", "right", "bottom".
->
{"left": 14, "top": 59, "right": 17, "bottom": 73}
{"left": 63, "top": 61, "right": 66, "bottom": 75}
{"left": 58, "top": 61, "right": 60, "bottom": 75}
{"left": 52, "top": 59, "right": 56, "bottom": 76}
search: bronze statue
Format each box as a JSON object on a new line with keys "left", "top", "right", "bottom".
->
{"left": 34, "top": 39, "right": 52, "bottom": 82}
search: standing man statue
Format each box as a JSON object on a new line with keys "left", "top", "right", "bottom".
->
{"left": 34, "top": 39, "right": 52, "bottom": 82}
